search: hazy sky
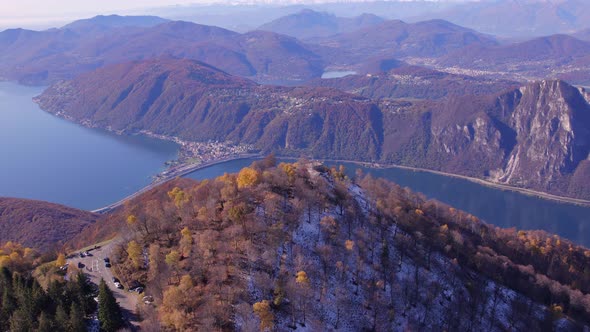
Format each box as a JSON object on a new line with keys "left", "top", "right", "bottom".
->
{"left": 2, "top": 0, "right": 199, "bottom": 16}
{"left": 0, "top": 0, "right": 474, "bottom": 30}
{"left": 0, "top": 0, "right": 200, "bottom": 29}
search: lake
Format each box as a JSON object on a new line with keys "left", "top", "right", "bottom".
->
{"left": 2, "top": 81, "right": 590, "bottom": 247}
{"left": 321, "top": 71, "right": 357, "bottom": 79}
{"left": 0, "top": 82, "right": 178, "bottom": 210}
{"left": 185, "top": 159, "right": 590, "bottom": 247}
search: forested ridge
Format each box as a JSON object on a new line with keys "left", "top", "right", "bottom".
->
{"left": 37, "top": 59, "right": 590, "bottom": 200}
{"left": 68, "top": 157, "right": 590, "bottom": 331}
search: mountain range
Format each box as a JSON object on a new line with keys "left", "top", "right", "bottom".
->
{"left": 416, "top": 0, "right": 590, "bottom": 37}
{"left": 5, "top": 12, "right": 590, "bottom": 87}
{"left": 0, "top": 16, "right": 324, "bottom": 85}
{"left": 312, "top": 18, "right": 497, "bottom": 70}
{"left": 134, "top": 0, "right": 590, "bottom": 38}
{"left": 258, "top": 9, "right": 384, "bottom": 40}
{"left": 35, "top": 58, "right": 590, "bottom": 200}
{"left": 433, "top": 34, "right": 590, "bottom": 85}
{"left": 3, "top": 6, "right": 590, "bottom": 331}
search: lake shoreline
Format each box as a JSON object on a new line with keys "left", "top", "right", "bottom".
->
{"left": 308, "top": 157, "right": 590, "bottom": 207}
{"left": 91, "top": 153, "right": 262, "bottom": 213}
{"left": 29, "top": 89, "right": 590, "bottom": 209}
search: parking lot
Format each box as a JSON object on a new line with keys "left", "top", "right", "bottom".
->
{"left": 66, "top": 240, "right": 140, "bottom": 329}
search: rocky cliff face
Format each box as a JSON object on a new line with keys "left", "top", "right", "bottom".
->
{"left": 35, "top": 59, "right": 590, "bottom": 199}
{"left": 426, "top": 80, "right": 590, "bottom": 197}
{"left": 490, "top": 81, "right": 590, "bottom": 192}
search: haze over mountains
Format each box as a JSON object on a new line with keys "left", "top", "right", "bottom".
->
{"left": 258, "top": 9, "right": 385, "bottom": 39}
{"left": 135, "top": 0, "right": 590, "bottom": 37}
{"left": 4, "top": 2, "right": 590, "bottom": 331}
{"left": 5, "top": 10, "right": 590, "bottom": 88}
{"left": 0, "top": 16, "right": 324, "bottom": 85}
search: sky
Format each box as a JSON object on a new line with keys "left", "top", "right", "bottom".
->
{"left": 2, "top": 0, "right": 198, "bottom": 17}
{"left": 0, "top": 0, "right": 475, "bottom": 30}
{"left": 0, "top": 0, "right": 201, "bottom": 29}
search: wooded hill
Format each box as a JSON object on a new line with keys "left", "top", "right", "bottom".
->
{"left": 71, "top": 158, "right": 590, "bottom": 331}
{"left": 0, "top": 198, "right": 98, "bottom": 252}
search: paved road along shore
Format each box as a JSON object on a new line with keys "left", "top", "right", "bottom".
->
{"left": 91, "top": 153, "right": 261, "bottom": 214}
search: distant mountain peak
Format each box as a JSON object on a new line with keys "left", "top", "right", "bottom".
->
{"left": 62, "top": 14, "right": 169, "bottom": 32}
{"left": 258, "top": 9, "right": 384, "bottom": 39}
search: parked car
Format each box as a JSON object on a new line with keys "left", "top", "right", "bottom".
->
{"left": 103, "top": 257, "right": 110, "bottom": 263}
{"left": 114, "top": 282, "right": 123, "bottom": 289}
{"left": 128, "top": 280, "right": 144, "bottom": 291}
{"left": 129, "top": 286, "right": 144, "bottom": 293}
{"left": 111, "top": 277, "right": 119, "bottom": 283}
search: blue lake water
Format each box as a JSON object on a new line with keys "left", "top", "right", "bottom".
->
{"left": 0, "top": 82, "right": 179, "bottom": 210}
{"left": 331, "top": 162, "right": 590, "bottom": 247}
{"left": 2, "top": 81, "right": 589, "bottom": 247}
{"left": 185, "top": 159, "right": 590, "bottom": 247}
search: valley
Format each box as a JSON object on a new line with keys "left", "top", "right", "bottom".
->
{"left": 3, "top": 2, "right": 590, "bottom": 331}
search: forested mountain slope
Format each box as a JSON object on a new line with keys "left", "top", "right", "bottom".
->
{"left": 70, "top": 159, "right": 590, "bottom": 330}
{"left": 0, "top": 19, "right": 323, "bottom": 85}
{"left": 0, "top": 197, "right": 98, "bottom": 252}
{"left": 36, "top": 59, "right": 590, "bottom": 200}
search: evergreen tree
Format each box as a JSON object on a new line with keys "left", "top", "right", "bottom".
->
{"left": 0, "top": 287, "right": 16, "bottom": 330}
{"left": 68, "top": 302, "right": 86, "bottom": 332}
{"left": 98, "top": 278, "right": 124, "bottom": 332}
{"left": 46, "top": 279, "right": 65, "bottom": 308}
{"left": 36, "top": 312, "right": 54, "bottom": 332}
{"left": 9, "top": 307, "right": 33, "bottom": 332}
{"left": 54, "top": 305, "right": 69, "bottom": 330}
{"left": 74, "top": 272, "right": 96, "bottom": 316}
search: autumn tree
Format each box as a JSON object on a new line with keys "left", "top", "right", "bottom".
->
{"left": 179, "top": 227, "right": 193, "bottom": 258}
{"left": 295, "top": 271, "right": 311, "bottom": 325}
{"left": 253, "top": 300, "right": 274, "bottom": 331}
{"left": 127, "top": 240, "right": 142, "bottom": 269}
{"left": 159, "top": 275, "right": 197, "bottom": 330}
{"left": 165, "top": 250, "right": 181, "bottom": 282}
{"left": 55, "top": 253, "right": 66, "bottom": 268}
{"left": 168, "top": 187, "right": 190, "bottom": 208}
{"left": 237, "top": 167, "right": 261, "bottom": 189}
